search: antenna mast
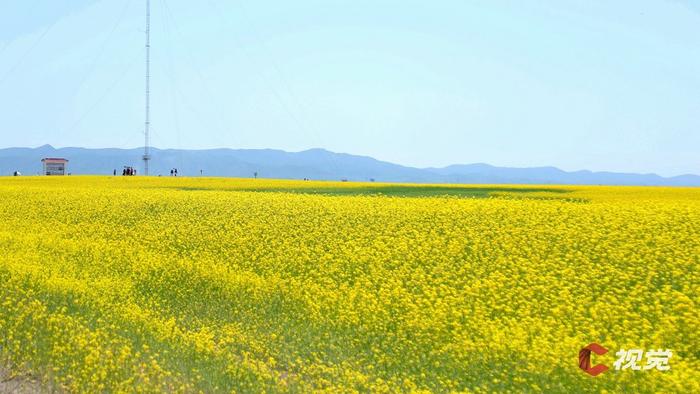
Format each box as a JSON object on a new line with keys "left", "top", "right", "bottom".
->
{"left": 143, "top": 0, "right": 151, "bottom": 175}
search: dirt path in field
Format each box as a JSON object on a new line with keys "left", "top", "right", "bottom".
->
{"left": 0, "top": 367, "right": 46, "bottom": 393}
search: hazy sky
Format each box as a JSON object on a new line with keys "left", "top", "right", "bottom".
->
{"left": 0, "top": 0, "right": 698, "bottom": 175}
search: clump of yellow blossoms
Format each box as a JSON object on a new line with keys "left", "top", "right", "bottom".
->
{"left": 0, "top": 176, "right": 697, "bottom": 392}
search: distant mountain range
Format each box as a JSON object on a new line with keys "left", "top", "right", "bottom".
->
{"left": 1, "top": 145, "right": 699, "bottom": 186}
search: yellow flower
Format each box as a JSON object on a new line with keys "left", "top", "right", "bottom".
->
{"left": 0, "top": 176, "right": 697, "bottom": 392}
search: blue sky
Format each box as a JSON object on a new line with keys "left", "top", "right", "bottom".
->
{"left": 0, "top": 0, "right": 698, "bottom": 175}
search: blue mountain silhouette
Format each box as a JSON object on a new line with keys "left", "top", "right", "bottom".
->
{"left": 1, "top": 145, "right": 698, "bottom": 186}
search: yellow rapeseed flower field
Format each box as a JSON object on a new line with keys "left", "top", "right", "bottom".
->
{"left": 0, "top": 176, "right": 698, "bottom": 392}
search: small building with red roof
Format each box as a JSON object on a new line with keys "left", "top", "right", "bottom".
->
{"left": 41, "top": 158, "right": 69, "bottom": 176}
